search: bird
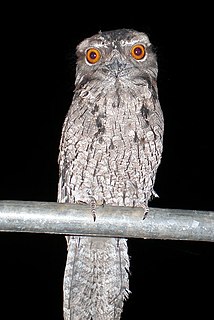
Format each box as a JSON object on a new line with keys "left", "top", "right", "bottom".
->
{"left": 57, "top": 28, "right": 164, "bottom": 320}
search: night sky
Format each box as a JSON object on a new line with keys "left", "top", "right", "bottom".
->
{"left": 1, "top": 4, "right": 213, "bottom": 319}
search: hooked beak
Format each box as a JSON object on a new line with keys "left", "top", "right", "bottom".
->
{"left": 104, "top": 57, "right": 127, "bottom": 77}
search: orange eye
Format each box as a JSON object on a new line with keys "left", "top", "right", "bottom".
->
{"left": 131, "top": 44, "right": 146, "bottom": 60}
{"left": 86, "top": 48, "right": 101, "bottom": 64}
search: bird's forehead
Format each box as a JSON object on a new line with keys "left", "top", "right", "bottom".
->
{"left": 77, "top": 29, "right": 151, "bottom": 52}
{"left": 100, "top": 29, "right": 150, "bottom": 45}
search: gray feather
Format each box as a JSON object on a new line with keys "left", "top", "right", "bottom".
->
{"left": 58, "top": 28, "right": 164, "bottom": 319}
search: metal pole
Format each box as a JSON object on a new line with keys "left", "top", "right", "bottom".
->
{"left": 0, "top": 200, "right": 213, "bottom": 242}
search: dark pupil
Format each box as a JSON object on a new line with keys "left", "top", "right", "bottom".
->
{"left": 90, "top": 51, "right": 97, "bottom": 59}
{"left": 134, "top": 47, "right": 142, "bottom": 56}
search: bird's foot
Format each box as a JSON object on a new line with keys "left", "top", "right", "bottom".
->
{"left": 89, "top": 196, "right": 96, "bottom": 222}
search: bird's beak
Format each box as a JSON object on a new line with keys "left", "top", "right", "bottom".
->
{"left": 104, "top": 57, "right": 127, "bottom": 77}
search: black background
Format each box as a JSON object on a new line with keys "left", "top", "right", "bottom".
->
{"left": 1, "top": 3, "right": 213, "bottom": 319}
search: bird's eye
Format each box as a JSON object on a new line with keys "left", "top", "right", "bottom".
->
{"left": 86, "top": 48, "right": 101, "bottom": 64}
{"left": 131, "top": 44, "right": 146, "bottom": 60}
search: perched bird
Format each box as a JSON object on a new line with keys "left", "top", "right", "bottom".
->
{"left": 57, "top": 28, "right": 164, "bottom": 320}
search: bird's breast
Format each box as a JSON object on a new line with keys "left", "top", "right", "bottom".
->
{"left": 65, "top": 93, "right": 162, "bottom": 207}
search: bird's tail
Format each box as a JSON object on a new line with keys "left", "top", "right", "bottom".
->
{"left": 63, "top": 236, "right": 130, "bottom": 320}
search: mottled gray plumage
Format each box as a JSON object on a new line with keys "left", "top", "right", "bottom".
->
{"left": 58, "top": 29, "right": 164, "bottom": 319}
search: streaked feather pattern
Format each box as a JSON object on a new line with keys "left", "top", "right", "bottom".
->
{"left": 58, "top": 28, "right": 164, "bottom": 319}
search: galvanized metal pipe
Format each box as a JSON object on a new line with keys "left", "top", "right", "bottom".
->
{"left": 0, "top": 200, "right": 213, "bottom": 241}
